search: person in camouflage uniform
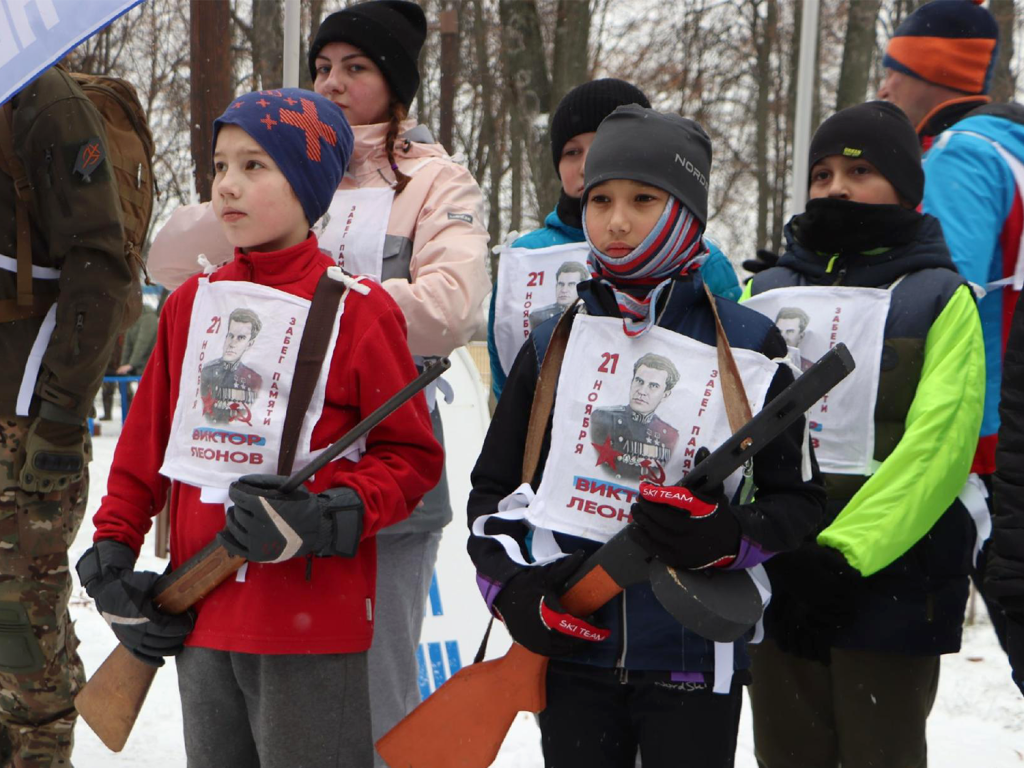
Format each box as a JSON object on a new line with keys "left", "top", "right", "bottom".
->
{"left": 0, "top": 67, "right": 130, "bottom": 768}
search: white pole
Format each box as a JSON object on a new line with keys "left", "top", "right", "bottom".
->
{"left": 789, "top": 0, "right": 821, "bottom": 217}
{"left": 283, "top": 0, "right": 301, "bottom": 88}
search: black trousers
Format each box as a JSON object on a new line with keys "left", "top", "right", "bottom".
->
{"left": 538, "top": 660, "right": 743, "bottom": 768}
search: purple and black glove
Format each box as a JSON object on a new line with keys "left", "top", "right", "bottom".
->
{"left": 630, "top": 482, "right": 741, "bottom": 569}
{"left": 494, "top": 551, "right": 609, "bottom": 657}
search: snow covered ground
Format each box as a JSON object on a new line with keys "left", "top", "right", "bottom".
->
{"left": 68, "top": 352, "right": 1023, "bottom": 766}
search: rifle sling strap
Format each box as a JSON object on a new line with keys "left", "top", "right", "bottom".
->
{"left": 703, "top": 283, "right": 753, "bottom": 433}
{"left": 521, "top": 301, "right": 578, "bottom": 485}
{"left": 0, "top": 101, "right": 35, "bottom": 309}
{"left": 276, "top": 272, "right": 348, "bottom": 476}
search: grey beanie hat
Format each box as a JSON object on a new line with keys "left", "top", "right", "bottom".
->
{"left": 583, "top": 106, "right": 712, "bottom": 226}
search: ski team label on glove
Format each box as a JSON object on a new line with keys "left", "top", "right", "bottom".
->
{"left": 744, "top": 284, "right": 890, "bottom": 476}
{"left": 524, "top": 315, "right": 777, "bottom": 543}
{"left": 494, "top": 242, "right": 592, "bottom": 377}
{"left": 160, "top": 277, "right": 342, "bottom": 490}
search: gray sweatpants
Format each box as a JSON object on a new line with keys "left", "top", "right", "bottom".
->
{"left": 176, "top": 647, "right": 372, "bottom": 768}
{"left": 369, "top": 530, "right": 443, "bottom": 765}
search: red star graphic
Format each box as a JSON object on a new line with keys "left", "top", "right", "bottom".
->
{"left": 592, "top": 436, "right": 623, "bottom": 471}
{"left": 278, "top": 97, "right": 338, "bottom": 161}
{"left": 260, "top": 114, "right": 278, "bottom": 130}
{"left": 256, "top": 98, "right": 270, "bottom": 108}
{"left": 201, "top": 392, "right": 216, "bottom": 415}
{"left": 284, "top": 97, "right": 298, "bottom": 105}
{"left": 231, "top": 101, "right": 244, "bottom": 109}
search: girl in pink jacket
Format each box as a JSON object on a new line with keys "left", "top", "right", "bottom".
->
{"left": 145, "top": 0, "right": 490, "bottom": 756}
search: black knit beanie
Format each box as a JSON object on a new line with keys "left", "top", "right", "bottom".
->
{"left": 583, "top": 105, "right": 712, "bottom": 226}
{"left": 308, "top": 1, "right": 426, "bottom": 108}
{"left": 550, "top": 79, "right": 650, "bottom": 172}
{"left": 809, "top": 100, "right": 924, "bottom": 206}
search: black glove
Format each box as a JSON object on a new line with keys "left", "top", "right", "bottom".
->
{"left": 76, "top": 539, "right": 194, "bottom": 667}
{"left": 20, "top": 418, "right": 90, "bottom": 493}
{"left": 630, "top": 482, "right": 741, "bottom": 569}
{"left": 493, "top": 551, "right": 609, "bottom": 657}
{"left": 765, "top": 591, "right": 836, "bottom": 664}
{"left": 764, "top": 543, "right": 860, "bottom": 664}
{"left": 741, "top": 248, "right": 779, "bottom": 276}
{"left": 220, "top": 474, "right": 364, "bottom": 563}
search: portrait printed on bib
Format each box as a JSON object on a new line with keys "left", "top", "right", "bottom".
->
{"left": 590, "top": 352, "right": 681, "bottom": 483}
{"left": 521, "top": 315, "right": 777, "bottom": 544}
{"left": 774, "top": 306, "right": 814, "bottom": 372}
{"left": 528, "top": 261, "right": 589, "bottom": 330}
{"left": 200, "top": 307, "right": 265, "bottom": 425}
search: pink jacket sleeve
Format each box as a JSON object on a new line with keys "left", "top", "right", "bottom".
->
{"left": 147, "top": 203, "right": 233, "bottom": 290}
{"left": 383, "top": 161, "right": 490, "bottom": 357}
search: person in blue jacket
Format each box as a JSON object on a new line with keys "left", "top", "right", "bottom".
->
{"left": 486, "top": 79, "right": 741, "bottom": 400}
{"left": 879, "top": 0, "right": 1024, "bottom": 650}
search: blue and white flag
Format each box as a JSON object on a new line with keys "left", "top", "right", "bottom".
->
{"left": 1, "top": 0, "right": 145, "bottom": 105}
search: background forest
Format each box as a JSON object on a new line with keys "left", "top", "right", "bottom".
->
{"left": 66, "top": 0, "right": 1023, "bottom": 278}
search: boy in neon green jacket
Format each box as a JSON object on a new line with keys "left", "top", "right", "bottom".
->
{"left": 742, "top": 101, "right": 984, "bottom": 768}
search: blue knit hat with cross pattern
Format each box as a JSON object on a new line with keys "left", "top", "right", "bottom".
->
{"left": 213, "top": 88, "right": 354, "bottom": 226}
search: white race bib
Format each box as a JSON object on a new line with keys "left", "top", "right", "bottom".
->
{"left": 314, "top": 187, "right": 395, "bottom": 279}
{"left": 523, "top": 314, "right": 777, "bottom": 543}
{"left": 494, "top": 242, "right": 592, "bottom": 376}
{"left": 744, "top": 285, "right": 891, "bottom": 475}
{"left": 160, "top": 278, "right": 342, "bottom": 490}
{"left": 314, "top": 160, "right": 437, "bottom": 280}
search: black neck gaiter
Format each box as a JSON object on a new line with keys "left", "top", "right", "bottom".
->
{"left": 556, "top": 190, "right": 583, "bottom": 232}
{"left": 792, "top": 198, "right": 923, "bottom": 255}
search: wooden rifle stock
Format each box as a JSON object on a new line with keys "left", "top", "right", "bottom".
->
{"left": 75, "top": 359, "right": 451, "bottom": 752}
{"left": 73, "top": 540, "right": 244, "bottom": 752}
{"left": 376, "top": 565, "right": 625, "bottom": 768}
{"left": 376, "top": 344, "right": 856, "bottom": 768}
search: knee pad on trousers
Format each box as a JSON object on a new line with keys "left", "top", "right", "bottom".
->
{"left": 0, "top": 602, "right": 44, "bottom": 674}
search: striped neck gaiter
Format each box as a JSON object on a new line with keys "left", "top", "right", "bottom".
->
{"left": 584, "top": 196, "right": 707, "bottom": 337}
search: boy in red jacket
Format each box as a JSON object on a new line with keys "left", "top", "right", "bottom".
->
{"left": 75, "top": 89, "right": 443, "bottom": 768}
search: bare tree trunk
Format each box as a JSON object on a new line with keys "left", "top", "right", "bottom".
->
{"left": 754, "top": 0, "right": 777, "bottom": 251}
{"left": 190, "top": 0, "right": 233, "bottom": 201}
{"left": 836, "top": 0, "right": 882, "bottom": 110}
{"left": 765, "top": 1, "right": 796, "bottom": 253}
{"left": 499, "top": 0, "right": 558, "bottom": 221}
{"left": 551, "top": 0, "right": 590, "bottom": 106}
{"left": 990, "top": 0, "right": 1016, "bottom": 104}
{"left": 473, "top": 0, "right": 503, "bottom": 274}
{"left": 251, "top": 0, "right": 284, "bottom": 90}
{"left": 438, "top": 7, "right": 460, "bottom": 154}
{"left": 511, "top": 116, "right": 524, "bottom": 234}
{"left": 300, "top": 0, "right": 325, "bottom": 91}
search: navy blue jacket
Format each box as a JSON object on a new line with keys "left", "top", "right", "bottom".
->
{"left": 468, "top": 273, "right": 825, "bottom": 680}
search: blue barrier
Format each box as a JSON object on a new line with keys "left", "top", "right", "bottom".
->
{"left": 416, "top": 569, "right": 467, "bottom": 699}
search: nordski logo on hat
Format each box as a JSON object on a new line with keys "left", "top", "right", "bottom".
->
{"left": 674, "top": 153, "right": 708, "bottom": 191}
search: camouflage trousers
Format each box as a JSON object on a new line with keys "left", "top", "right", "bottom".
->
{"left": 0, "top": 417, "right": 87, "bottom": 768}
